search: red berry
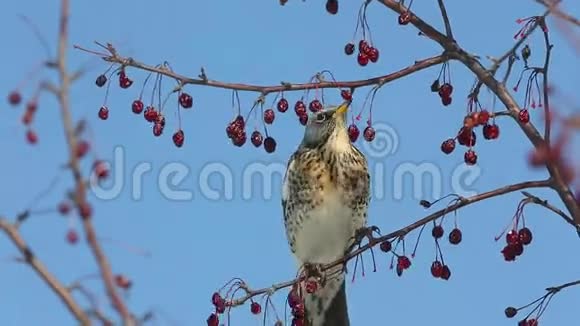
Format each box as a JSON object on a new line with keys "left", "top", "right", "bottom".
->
{"left": 251, "top": 130, "right": 263, "bottom": 147}
{"left": 438, "top": 83, "right": 453, "bottom": 98}
{"left": 93, "top": 160, "right": 109, "bottom": 179}
{"left": 430, "top": 261, "right": 443, "bottom": 278}
{"left": 144, "top": 106, "right": 158, "bottom": 122}
{"left": 477, "top": 110, "right": 490, "bottom": 125}
{"left": 449, "top": 228, "right": 462, "bottom": 245}
{"left": 8, "top": 91, "right": 22, "bottom": 106}
{"left": 132, "top": 100, "right": 144, "bottom": 114}
{"left": 292, "top": 318, "right": 305, "bottom": 326}
{"left": 98, "top": 106, "right": 109, "bottom": 120}
{"left": 367, "top": 47, "right": 379, "bottom": 63}
{"left": 457, "top": 127, "right": 476, "bottom": 147}
{"left": 305, "top": 280, "right": 318, "bottom": 294}
{"left": 325, "top": 0, "right": 338, "bottom": 14}
{"left": 441, "top": 138, "right": 456, "bottom": 154}
{"left": 58, "top": 202, "right": 71, "bottom": 215}
{"left": 518, "top": 227, "right": 533, "bottom": 245}
{"left": 277, "top": 98, "right": 289, "bottom": 112}
{"left": 397, "top": 255, "right": 411, "bottom": 269}
{"left": 76, "top": 140, "right": 91, "bottom": 158}
{"left": 308, "top": 99, "right": 323, "bottom": 112}
{"left": 432, "top": 225, "right": 444, "bottom": 239}
{"left": 518, "top": 109, "right": 530, "bottom": 123}
{"left": 118, "top": 71, "right": 133, "bottom": 89}
{"left": 78, "top": 202, "right": 92, "bottom": 219}
{"left": 95, "top": 74, "right": 107, "bottom": 87}
{"left": 506, "top": 229, "right": 519, "bottom": 245}
{"left": 179, "top": 92, "right": 193, "bottom": 108}
{"left": 264, "top": 137, "right": 277, "bottom": 153}
{"left": 172, "top": 130, "right": 185, "bottom": 147}
{"left": 211, "top": 292, "right": 222, "bottom": 306}
{"left": 464, "top": 149, "right": 477, "bottom": 165}
{"left": 22, "top": 110, "right": 34, "bottom": 125}
{"left": 502, "top": 245, "right": 516, "bottom": 261}
{"left": 512, "top": 242, "right": 524, "bottom": 256}
{"left": 358, "top": 40, "right": 370, "bottom": 54}
{"left": 232, "top": 132, "right": 247, "bottom": 147}
{"left": 298, "top": 114, "right": 308, "bottom": 126}
{"left": 153, "top": 123, "right": 164, "bottom": 137}
{"left": 294, "top": 101, "right": 307, "bottom": 116}
{"left": 527, "top": 318, "right": 538, "bottom": 326}
{"left": 66, "top": 229, "right": 78, "bottom": 244}
{"left": 357, "top": 52, "right": 369, "bottom": 66}
{"left": 26, "top": 101, "right": 37, "bottom": 113}
{"left": 440, "top": 265, "right": 451, "bottom": 280}
{"left": 114, "top": 274, "right": 132, "bottom": 289}
{"left": 26, "top": 129, "right": 38, "bottom": 144}
{"left": 379, "top": 241, "right": 392, "bottom": 252}
{"left": 264, "top": 108, "right": 275, "bottom": 124}
{"left": 287, "top": 288, "right": 301, "bottom": 308}
{"left": 292, "top": 302, "right": 305, "bottom": 319}
{"left": 344, "top": 43, "right": 355, "bottom": 55}
{"left": 341, "top": 89, "right": 352, "bottom": 101}
{"left": 207, "top": 313, "right": 219, "bottom": 326}
{"left": 363, "top": 126, "right": 375, "bottom": 141}
{"left": 398, "top": 11, "right": 411, "bottom": 25}
{"left": 250, "top": 302, "right": 262, "bottom": 315}
{"left": 441, "top": 96, "right": 452, "bottom": 106}
{"left": 483, "top": 123, "right": 500, "bottom": 140}
{"left": 348, "top": 124, "right": 360, "bottom": 142}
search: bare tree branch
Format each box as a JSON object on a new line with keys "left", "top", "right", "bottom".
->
{"left": 436, "top": 0, "right": 454, "bottom": 40}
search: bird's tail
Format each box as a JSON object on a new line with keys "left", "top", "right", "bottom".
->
{"left": 304, "top": 272, "right": 349, "bottom": 326}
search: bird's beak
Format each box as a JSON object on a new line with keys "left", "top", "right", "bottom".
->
{"left": 334, "top": 100, "right": 351, "bottom": 115}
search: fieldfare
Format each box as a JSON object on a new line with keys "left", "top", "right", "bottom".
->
{"left": 282, "top": 101, "right": 371, "bottom": 326}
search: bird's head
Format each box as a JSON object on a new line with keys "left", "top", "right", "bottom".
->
{"left": 300, "top": 100, "right": 351, "bottom": 149}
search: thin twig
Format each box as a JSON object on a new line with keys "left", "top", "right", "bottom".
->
{"left": 540, "top": 23, "right": 553, "bottom": 144}
{"left": 521, "top": 191, "right": 577, "bottom": 228}
{"left": 436, "top": 0, "right": 454, "bottom": 40}
{"left": 0, "top": 217, "right": 90, "bottom": 324}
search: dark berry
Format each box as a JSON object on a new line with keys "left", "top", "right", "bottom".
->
{"left": 367, "top": 47, "right": 379, "bottom": 63}
{"left": 512, "top": 242, "right": 524, "bottom": 256}
{"left": 449, "top": 228, "right": 462, "bottom": 245}
{"left": 440, "top": 265, "right": 451, "bottom": 280}
{"left": 172, "top": 130, "right": 184, "bottom": 147}
{"left": 441, "top": 138, "right": 456, "bottom": 154}
{"left": 58, "top": 202, "right": 71, "bottom": 215}
{"left": 8, "top": 91, "right": 22, "bottom": 106}
{"left": 502, "top": 245, "right": 516, "bottom": 261}
{"left": 95, "top": 74, "right": 107, "bottom": 87}
{"left": 232, "top": 132, "right": 247, "bottom": 147}
{"left": 518, "top": 227, "right": 533, "bottom": 245}
{"left": 358, "top": 40, "right": 370, "bottom": 54}
{"left": 179, "top": 92, "right": 193, "bottom": 108}
{"left": 457, "top": 128, "right": 476, "bottom": 147}
{"left": 211, "top": 292, "right": 222, "bottom": 306}
{"left": 344, "top": 43, "right": 355, "bottom": 55}
{"left": 398, "top": 11, "right": 411, "bottom": 25}
{"left": 363, "top": 126, "right": 375, "bottom": 141}
{"left": 93, "top": 160, "right": 109, "bottom": 179}
{"left": 506, "top": 230, "right": 519, "bottom": 245}
{"left": 379, "top": 241, "right": 392, "bottom": 252}
{"left": 207, "top": 313, "right": 219, "bottom": 326}
{"left": 430, "top": 79, "right": 440, "bottom": 92}
{"left": 287, "top": 288, "right": 300, "bottom": 308}
{"left": 119, "top": 76, "right": 133, "bottom": 89}
{"left": 518, "top": 109, "right": 530, "bottom": 123}
{"left": 264, "top": 136, "right": 277, "bottom": 153}
{"left": 153, "top": 123, "right": 164, "bottom": 137}
{"left": 277, "top": 98, "right": 289, "bottom": 112}
{"left": 294, "top": 100, "right": 307, "bottom": 116}
{"left": 348, "top": 124, "right": 360, "bottom": 142}
{"left": 26, "top": 129, "right": 38, "bottom": 144}
{"left": 464, "top": 149, "right": 477, "bottom": 165}
{"left": 325, "top": 0, "right": 338, "bottom": 15}
{"left": 250, "top": 302, "right": 261, "bottom": 315}
{"left": 483, "top": 123, "right": 500, "bottom": 140}
{"left": 305, "top": 280, "right": 318, "bottom": 294}
{"left": 430, "top": 261, "right": 443, "bottom": 278}
{"left": 98, "top": 106, "right": 109, "bottom": 120}
{"left": 341, "top": 89, "right": 352, "bottom": 101}
{"left": 357, "top": 52, "right": 369, "bottom": 66}
{"left": 251, "top": 130, "right": 263, "bottom": 147}
{"left": 397, "top": 255, "right": 411, "bottom": 269}
{"left": 132, "top": 100, "right": 144, "bottom": 114}
{"left": 438, "top": 83, "right": 453, "bottom": 98}
{"left": 298, "top": 114, "right": 308, "bottom": 126}
{"left": 432, "top": 225, "right": 444, "bottom": 239}
{"left": 144, "top": 107, "right": 158, "bottom": 122}
{"left": 264, "top": 108, "right": 275, "bottom": 124}
{"left": 477, "top": 110, "right": 490, "bottom": 125}
{"left": 441, "top": 96, "right": 452, "bottom": 106}
{"left": 308, "top": 99, "right": 323, "bottom": 112}
{"left": 505, "top": 307, "right": 518, "bottom": 318}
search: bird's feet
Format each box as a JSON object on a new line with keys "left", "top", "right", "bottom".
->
{"left": 346, "top": 225, "right": 381, "bottom": 254}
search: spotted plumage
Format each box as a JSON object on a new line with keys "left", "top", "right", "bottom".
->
{"left": 282, "top": 101, "right": 370, "bottom": 326}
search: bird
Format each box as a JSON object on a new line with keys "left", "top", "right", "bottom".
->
{"left": 281, "top": 100, "right": 370, "bottom": 326}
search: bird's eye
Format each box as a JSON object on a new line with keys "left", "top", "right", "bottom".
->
{"left": 315, "top": 113, "right": 326, "bottom": 123}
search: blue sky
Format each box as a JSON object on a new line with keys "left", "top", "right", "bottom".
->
{"left": 0, "top": 0, "right": 579, "bottom": 325}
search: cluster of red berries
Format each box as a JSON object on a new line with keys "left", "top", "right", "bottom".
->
{"left": 225, "top": 115, "right": 277, "bottom": 153}
{"left": 395, "top": 255, "right": 412, "bottom": 276}
{"left": 7, "top": 90, "right": 42, "bottom": 144}
{"left": 287, "top": 286, "right": 305, "bottom": 326}
{"left": 501, "top": 227, "right": 533, "bottom": 261}
{"left": 440, "top": 110, "right": 501, "bottom": 165}
{"left": 518, "top": 318, "right": 539, "bottom": 326}
{"left": 431, "top": 80, "right": 454, "bottom": 106}
{"left": 347, "top": 122, "right": 375, "bottom": 143}
{"left": 430, "top": 260, "right": 451, "bottom": 280}
{"left": 344, "top": 40, "right": 379, "bottom": 67}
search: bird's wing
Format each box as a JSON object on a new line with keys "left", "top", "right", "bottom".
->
{"left": 281, "top": 149, "right": 303, "bottom": 254}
